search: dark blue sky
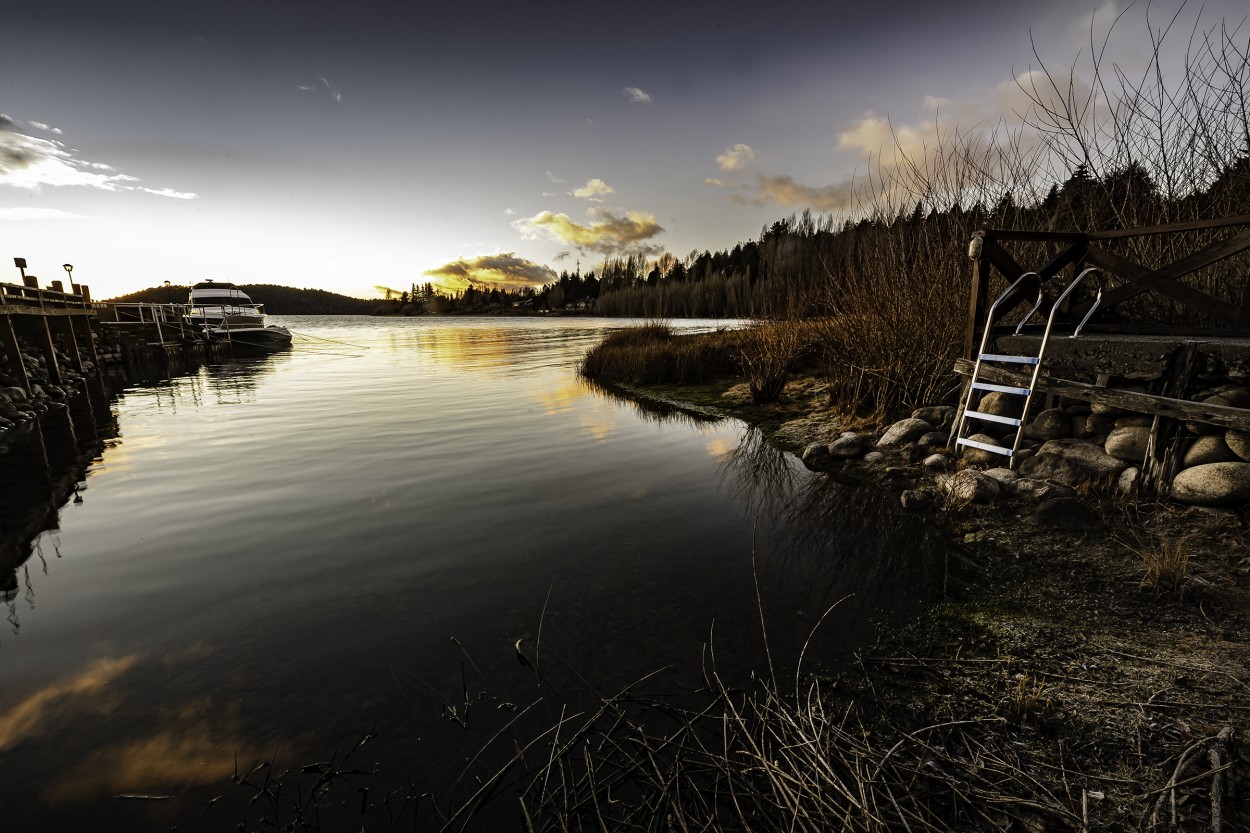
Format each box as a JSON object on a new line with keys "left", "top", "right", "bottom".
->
{"left": 2, "top": 0, "right": 1241, "bottom": 296}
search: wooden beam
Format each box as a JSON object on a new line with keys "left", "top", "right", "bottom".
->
{"left": 0, "top": 304, "right": 95, "bottom": 316}
{"left": 981, "top": 229, "right": 1087, "bottom": 242}
{"left": 1085, "top": 213, "right": 1250, "bottom": 239}
{"left": 953, "top": 358, "right": 1250, "bottom": 432}
{"left": 963, "top": 253, "right": 989, "bottom": 359}
{"left": 38, "top": 317, "right": 63, "bottom": 386}
{"left": 982, "top": 237, "right": 1030, "bottom": 284}
{"left": 0, "top": 314, "right": 31, "bottom": 393}
{"left": 56, "top": 316, "right": 84, "bottom": 373}
{"left": 1076, "top": 245, "right": 1237, "bottom": 321}
{"left": 73, "top": 316, "right": 100, "bottom": 367}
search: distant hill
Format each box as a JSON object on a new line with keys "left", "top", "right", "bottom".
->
{"left": 104, "top": 284, "right": 380, "bottom": 314}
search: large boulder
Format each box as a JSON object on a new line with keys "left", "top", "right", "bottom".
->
{"left": 1186, "top": 395, "right": 1232, "bottom": 435}
{"left": 977, "top": 391, "right": 1022, "bottom": 419}
{"left": 1036, "top": 439, "right": 1128, "bottom": 477}
{"left": 1104, "top": 426, "right": 1151, "bottom": 465}
{"left": 911, "top": 405, "right": 954, "bottom": 427}
{"left": 1227, "top": 429, "right": 1250, "bottom": 463}
{"left": 877, "top": 418, "right": 933, "bottom": 447}
{"left": 1024, "top": 408, "right": 1071, "bottom": 441}
{"left": 936, "top": 470, "right": 1003, "bottom": 504}
{"left": 1012, "top": 477, "right": 1077, "bottom": 501}
{"left": 1018, "top": 453, "right": 1099, "bottom": 487}
{"left": 1183, "top": 436, "right": 1238, "bottom": 468}
{"left": 959, "top": 433, "right": 1008, "bottom": 465}
{"left": 828, "top": 434, "right": 867, "bottom": 459}
{"left": 1171, "top": 462, "right": 1250, "bottom": 506}
{"left": 800, "top": 443, "right": 833, "bottom": 471}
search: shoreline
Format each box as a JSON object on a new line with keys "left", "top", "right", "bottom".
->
{"left": 595, "top": 368, "right": 1250, "bottom": 829}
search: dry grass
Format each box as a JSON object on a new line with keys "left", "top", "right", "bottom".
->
{"left": 581, "top": 321, "right": 824, "bottom": 402}
{"left": 1136, "top": 536, "right": 1192, "bottom": 597}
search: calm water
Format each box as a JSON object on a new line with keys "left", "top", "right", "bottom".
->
{"left": 0, "top": 316, "right": 944, "bottom": 831}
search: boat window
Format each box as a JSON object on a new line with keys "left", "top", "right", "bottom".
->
{"left": 192, "top": 295, "right": 255, "bottom": 306}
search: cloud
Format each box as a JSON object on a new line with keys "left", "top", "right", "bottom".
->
{"left": 0, "top": 207, "right": 90, "bottom": 220}
{"left": 28, "top": 120, "right": 63, "bottom": 135}
{"left": 752, "top": 173, "right": 852, "bottom": 211}
{"left": 502, "top": 207, "right": 515, "bottom": 215}
{"left": 552, "top": 250, "right": 571, "bottom": 261}
{"left": 513, "top": 209, "right": 664, "bottom": 256}
{"left": 298, "top": 77, "right": 342, "bottom": 102}
{"left": 571, "top": 178, "right": 614, "bottom": 200}
{"left": 0, "top": 121, "right": 198, "bottom": 199}
{"left": 137, "top": 187, "right": 197, "bottom": 200}
{"left": 716, "top": 143, "right": 754, "bottom": 171}
{"left": 704, "top": 177, "right": 726, "bottom": 187}
{"left": 623, "top": 86, "right": 651, "bottom": 104}
{"left": 425, "top": 252, "right": 556, "bottom": 291}
{"left": 546, "top": 170, "right": 565, "bottom": 184}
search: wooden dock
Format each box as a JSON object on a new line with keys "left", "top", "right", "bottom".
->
{"left": 958, "top": 215, "right": 1250, "bottom": 493}
{"left": 0, "top": 278, "right": 99, "bottom": 394}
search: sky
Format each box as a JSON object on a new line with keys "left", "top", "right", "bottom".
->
{"left": 1, "top": 0, "right": 1246, "bottom": 300}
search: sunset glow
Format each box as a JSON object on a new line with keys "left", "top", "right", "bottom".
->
{"left": 2, "top": 1, "right": 1243, "bottom": 300}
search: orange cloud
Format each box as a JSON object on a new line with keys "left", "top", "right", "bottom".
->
{"left": 513, "top": 209, "right": 664, "bottom": 256}
{"left": 425, "top": 252, "right": 556, "bottom": 292}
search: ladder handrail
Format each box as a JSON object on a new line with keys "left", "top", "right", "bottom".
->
{"left": 951, "top": 266, "right": 1104, "bottom": 467}
{"left": 1006, "top": 267, "right": 1102, "bottom": 460}
{"left": 951, "top": 271, "right": 1042, "bottom": 448}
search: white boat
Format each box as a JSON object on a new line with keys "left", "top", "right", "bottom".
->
{"left": 185, "top": 281, "right": 292, "bottom": 349}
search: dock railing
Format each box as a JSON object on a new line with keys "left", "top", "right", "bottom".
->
{"left": 964, "top": 214, "right": 1250, "bottom": 358}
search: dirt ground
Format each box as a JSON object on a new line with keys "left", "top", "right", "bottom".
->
{"left": 614, "top": 373, "right": 1250, "bottom": 832}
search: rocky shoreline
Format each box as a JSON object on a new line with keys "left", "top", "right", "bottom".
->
{"left": 609, "top": 373, "right": 1250, "bottom": 830}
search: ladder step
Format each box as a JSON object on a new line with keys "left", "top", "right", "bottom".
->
{"left": 978, "top": 353, "right": 1040, "bottom": 365}
{"left": 956, "top": 437, "right": 1015, "bottom": 456}
{"left": 971, "top": 381, "right": 1031, "bottom": 396}
{"left": 963, "top": 410, "right": 1022, "bottom": 427}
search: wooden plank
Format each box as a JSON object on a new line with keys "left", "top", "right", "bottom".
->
{"left": 981, "top": 229, "right": 1087, "bottom": 242}
{"left": 1159, "top": 225, "right": 1250, "bottom": 281}
{"left": 963, "top": 253, "right": 988, "bottom": 359}
{"left": 953, "top": 357, "right": 1250, "bottom": 432}
{"left": 0, "top": 314, "right": 31, "bottom": 392}
{"left": 982, "top": 237, "right": 1030, "bottom": 285}
{"left": 38, "top": 318, "right": 63, "bottom": 386}
{"left": 56, "top": 316, "right": 84, "bottom": 373}
{"left": 1085, "top": 213, "right": 1250, "bottom": 239}
{"left": 73, "top": 316, "right": 100, "bottom": 366}
{"left": 0, "top": 304, "right": 95, "bottom": 316}
{"left": 993, "top": 241, "right": 1088, "bottom": 324}
{"left": 1076, "top": 246, "right": 1237, "bottom": 321}
{"left": 1078, "top": 323, "right": 1250, "bottom": 336}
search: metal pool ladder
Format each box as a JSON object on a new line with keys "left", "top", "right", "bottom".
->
{"left": 951, "top": 267, "right": 1103, "bottom": 468}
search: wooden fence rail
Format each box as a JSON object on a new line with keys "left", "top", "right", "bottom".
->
{"left": 964, "top": 215, "right": 1250, "bottom": 356}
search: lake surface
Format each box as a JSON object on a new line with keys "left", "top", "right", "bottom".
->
{"left": 0, "top": 316, "right": 945, "bottom": 831}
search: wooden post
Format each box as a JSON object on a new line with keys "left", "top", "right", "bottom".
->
{"left": 0, "top": 313, "right": 31, "bottom": 393}
{"left": 57, "top": 316, "right": 84, "bottom": 373}
{"left": 73, "top": 315, "right": 100, "bottom": 366}
{"left": 38, "top": 317, "right": 63, "bottom": 386}
{"left": 1143, "top": 342, "right": 1199, "bottom": 495}
{"left": 963, "top": 231, "right": 990, "bottom": 360}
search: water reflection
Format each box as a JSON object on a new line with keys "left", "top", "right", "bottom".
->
{"left": 0, "top": 382, "right": 115, "bottom": 623}
{"left": 716, "top": 427, "right": 947, "bottom": 657}
{"left": 0, "top": 655, "right": 139, "bottom": 752}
